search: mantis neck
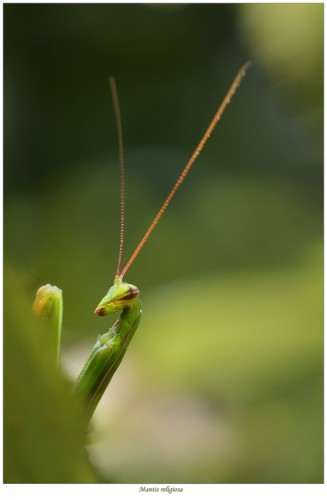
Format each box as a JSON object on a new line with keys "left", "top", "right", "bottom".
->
{"left": 115, "top": 297, "right": 142, "bottom": 348}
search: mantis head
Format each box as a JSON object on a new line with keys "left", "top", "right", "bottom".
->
{"left": 94, "top": 277, "right": 139, "bottom": 316}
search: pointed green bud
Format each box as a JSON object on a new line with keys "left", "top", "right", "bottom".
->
{"left": 33, "top": 284, "right": 63, "bottom": 367}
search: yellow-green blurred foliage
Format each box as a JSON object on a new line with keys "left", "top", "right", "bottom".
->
{"left": 4, "top": 4, "right": 323, "bottom": 483}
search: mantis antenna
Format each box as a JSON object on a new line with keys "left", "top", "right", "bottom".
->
{"left": 112, "top": 61, "right": 252, "bottom": 280}
{"left": 109, "top": 76, "right": 125, "bottom": 278}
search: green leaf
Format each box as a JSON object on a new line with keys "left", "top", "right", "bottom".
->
{"left": 4, "top": 266, "right": 97, "bottom": 483}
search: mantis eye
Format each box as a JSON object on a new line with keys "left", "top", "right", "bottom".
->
{"left": 120, "top": 284, "right": 139, "bottom": 301}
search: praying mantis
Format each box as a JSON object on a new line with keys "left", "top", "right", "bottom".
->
{"left": 73, "top": 62, "right": 251, "bottom": 422}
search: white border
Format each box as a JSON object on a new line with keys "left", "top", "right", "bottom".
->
{"left": 1, "top": 1, "right": 325, "bottom": 499}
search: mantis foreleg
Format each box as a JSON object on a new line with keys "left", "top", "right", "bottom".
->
{"left": 74, "top": 294, "right": 142, "bottom": 422}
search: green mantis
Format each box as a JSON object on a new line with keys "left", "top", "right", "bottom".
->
{"left": 74, "top": 277, "right": 142, "bottom": 420}
{"left": 73, "top": 62, "right": 251, "bottom": 422}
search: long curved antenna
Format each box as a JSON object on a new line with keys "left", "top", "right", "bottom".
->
{"left": 109, "top": 77, "right": 125, "bottom": 278}
{"left": 119, "top": 61, "right": 252, "bottom": 279}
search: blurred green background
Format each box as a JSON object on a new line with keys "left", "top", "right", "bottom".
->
{"left": 4, "top": 3, "right": 323, "bottom": 484}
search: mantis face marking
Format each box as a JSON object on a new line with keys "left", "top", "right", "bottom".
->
{"left": 94, "top": 277, "right": 139, "bottom": 316}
